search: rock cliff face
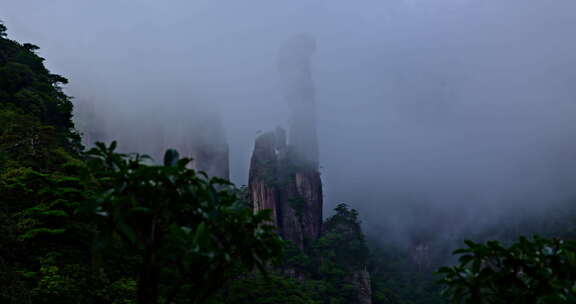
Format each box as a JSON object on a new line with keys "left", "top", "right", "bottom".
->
{"left": 352, "top": 269, "right": 372, "bottom": 304}
{"left": 283, "top": 168, "right": 323, "bottom": 243}
{"left": 249, "top": 131, "right": 282, "bottom": 226}
{"left": 249, "top": 34, "right": 323, "bottom": 247}
{"left": 248, "top": 34, "right": 371, "bottom": 302}
{"left": 249, "top": 127, "right": 322, "bottom": 248}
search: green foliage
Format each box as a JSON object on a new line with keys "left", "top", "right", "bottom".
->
{"left": 367, "top": 245, "right": 443, "bottom": 304}
{"left": 32, "top": 259, "right": 86, "bottom": 303}
{"left": 438, "top": 236, "right": 576, "bottom": 304}
{"left": 288, "top": 196, "right": 306, "bottom": 219}
{"left": 235, "top": 185, "right": 252, "bottom": 209}
{"left": 0, "top": 127, "right": 94, "bottom": 303}
{"left": 319, "top": 203, "right": 369, "bottom": 269}
{"left": 278, "top": 204, "right": 371, "bottom": 304}
{"left": 214, "top": 273, "right": 323, "bottom": 304}
{"left": 0, "top": 23, "right": 7, "bottom": 37}
{"left": 313, "top": 204, "right": 369, "bottom": 304}
{"left": 214, "top": 203, "right": 374, "bottom": 304}
{"left": 108, "top": 278, "right": 138, "bottom": 304}
{"left": 83, "top": 142, "right": 284, "bottom": 304}
{"left": 0, "top": 22, "right": 79, "bottom": 154}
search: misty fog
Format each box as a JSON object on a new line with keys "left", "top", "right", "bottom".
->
{"left": 4, "top": 0, "right": 576, "bottom": 248}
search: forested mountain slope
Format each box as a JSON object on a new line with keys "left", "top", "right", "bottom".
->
{"left": 0, "top": 21, "right": 93, "bottom": 302}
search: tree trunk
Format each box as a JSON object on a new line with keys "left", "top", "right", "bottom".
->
{"left": 137, "top": 249, "right": 159, "bottom": 304}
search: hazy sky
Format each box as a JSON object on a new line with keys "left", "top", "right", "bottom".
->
{"left": 4, "top": 0, "right": 576, "bottom": 238}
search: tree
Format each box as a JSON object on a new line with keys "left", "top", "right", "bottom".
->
{"left": 0, "top": 22, "right": 6, "bottom": 37}
{"left": 310, "top": 203, "right": 370, "bottom": 304}
{"left": 0, "top": 22, "right": 91, "bottom": 303}
{"left": 438, "top": 236, "right": 576, "bottom": 304}
{"left": 83, "top": 142, "right": 284, "bottom": 304}
{"left": 214, "top": 272, "right": 324, "bottom": 304}
{"left": 319, "top": 203, "right": 369, "bottom": 269}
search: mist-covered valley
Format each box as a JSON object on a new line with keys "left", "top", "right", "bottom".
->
{"left": 3, "top": 0, "right": 576, "bottom": 303}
